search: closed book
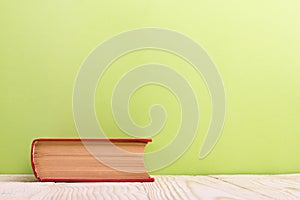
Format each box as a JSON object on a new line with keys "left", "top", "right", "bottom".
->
{"left": 31, "top": 138, "right": 154, "bottom": 182}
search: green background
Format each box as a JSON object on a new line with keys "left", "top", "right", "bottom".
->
{"left": 1, "top": 0, "right": 300, "bottom": 174}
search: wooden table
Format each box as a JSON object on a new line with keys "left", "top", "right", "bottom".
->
{"left": 1, "top": 174, "right": 300, "bottom": 199}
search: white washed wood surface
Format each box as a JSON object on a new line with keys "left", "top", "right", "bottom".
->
{"left": 213, "top": 174, "right": 300, "bottom": 200}
{"left": 143, "top": 175, "right": 269, "bottom": 200}
{"left": 1, "top": 175, "right": 300, "bottom": 200}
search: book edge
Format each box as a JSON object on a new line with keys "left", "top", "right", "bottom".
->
{"left": 30, "top": 140, "right": 41, "bottom": 181}
{"left": 39, "top": 177, "right": 155, "bottom": 182}
{"left": 32, "top": 138, "right": 152, "bottom": 143}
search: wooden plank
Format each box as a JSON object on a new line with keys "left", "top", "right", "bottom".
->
{"left": 2, "top": 174, "right": 299, "bottom": 199}
{"left": 0, "top": 174, "right": 36, "bottom": 182}
{"left": 212, "top": 174, "right": 300, "bottom": 199}
{"left": 142, "top": 175, "right": 269, "bottom": 200}
{"left": 0, "top": 180, "right": 148, "bottom": 200}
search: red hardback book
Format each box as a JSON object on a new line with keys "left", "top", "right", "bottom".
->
{"left": 31, "top": 138, "right": 154, "bottom": 182}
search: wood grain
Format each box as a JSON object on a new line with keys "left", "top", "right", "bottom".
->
{"left": 0, "top": 176, "right": 147, "bottom": 200}
{"left": 213, "top": 174, "right": 300, "bottom": 200}
{"left": 143, "top": 175, "right": 269, "bottom": 200}
{"left": 1, "top": 175, "right": 300, "bottom": 199}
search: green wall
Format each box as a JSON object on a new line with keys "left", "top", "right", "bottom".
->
{"left": 1, "top": 0, "right": 300, "bottom": 174}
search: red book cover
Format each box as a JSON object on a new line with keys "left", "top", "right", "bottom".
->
{"left": 31, "top": 138, "right": 154, "bottom": 182}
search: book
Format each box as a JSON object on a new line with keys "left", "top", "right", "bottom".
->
{"left": 31, "top": 138, "right": 154, "bottom": 182}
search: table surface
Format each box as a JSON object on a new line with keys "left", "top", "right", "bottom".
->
{"left": 1, "top": 174, "right": 300, "bottom": 200}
